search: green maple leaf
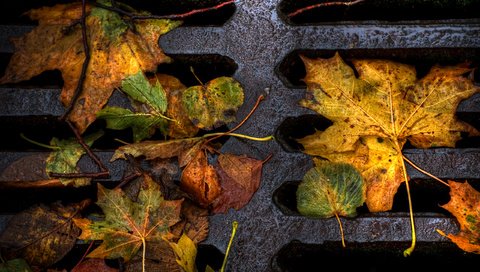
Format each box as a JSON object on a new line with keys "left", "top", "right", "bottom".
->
{"left": 73, "top": 174, "right": 182, "bottom": 262}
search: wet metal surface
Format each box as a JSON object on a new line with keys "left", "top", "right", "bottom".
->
{"left": 0, "top": 0, "right": 479, "bottom": 271}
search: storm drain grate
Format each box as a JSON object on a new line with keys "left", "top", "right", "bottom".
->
{"left": 0, "top": 0, "right": 480, "bottom": 271}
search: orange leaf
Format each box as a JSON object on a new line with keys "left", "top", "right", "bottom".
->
{"left": 440, "top": 180, "right": 480, "bottom": 254}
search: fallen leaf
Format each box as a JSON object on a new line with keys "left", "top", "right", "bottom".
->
{"left": 211, "top": 153, "right": 263, "bottom": 214}
{"left": 0, "top": 154, "right": 49, "bottom": 181}
{"left": 180, "top": 149, "right": 221, "bottom": 207}
{"left": 73, "top": 174, "right": 182, "bottom": 262}
{"left": 296, "top": 161, "right": 365, "bottom": 218}
{"left": 125, "top": 241, "right": 182, "bottom": 272}
{"left": 439, "top": 180, "right": 480, "bottom": 254}
{"left": 0, "top": 258, "right": 32, "bottom": 272}
{"left": 298, "top": 53, "right": 480, "bottom": 212}
{"left": 154, "top": 74, "right": 199, "bottom": 139}
{"left": 111, "top": 137, "right": 203, "bottom": 161}
{"left": 171, "top": 200, "right": 210, "bottom": 244}
{"left": 46, "top": 131, "right": 104, "bottom": 187}
{"left": 97, "top": 72, "right": 170, "bottom": 142}
{"left": 0, "top": 1, "right": 180, "bottom": 133}
{"left": 182, "top": 77, "right": 244, "bottom": 130}
{"left": 0, "top": 201, "right": 88, "bottom": 267}
{"left": 71, "top": 259, "right": 118, "bottom": 272}
{"left": 169, "top": 233, "right": 197, "bottom": 272}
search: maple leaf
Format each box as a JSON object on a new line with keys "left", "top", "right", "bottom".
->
{"left": 438, "top": 180, "right": 480, "bottom": 254}
{"left": 298, "top": 53, "right": 480, "bottom": 212}
{"left": 72, "top": 174, "right": 182, "bottom": 263}
{"left": 0, "top": 1, "right": 181, "bottom": 133}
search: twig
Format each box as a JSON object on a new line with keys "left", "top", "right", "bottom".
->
{"left": 288, "top": 0, "right": 365, "bottom": 17}
{"left": 60, "top": 0, "right": 91, "bottom": 121}
{"left": 203, "top": 95, "right": 265, "bottom": 146}
{"left": 67, "top": 121, "right": 108, "bottom": 173}
{"left": 71, "top": 240, "right": 95, "bottom": 270}
{"left": 48, "top": 171, "right": 109, "bottom": 179}
{"left": 0, "top": 179, "right": 66, "bottom": 189}
{"left": 402, "top": 155, "right": 449, "bottom": 187}
{"left": 94, "top": 0, "right": 235, "bottom": 20}
{"left": 262, "top": 154, "right": 273, "bottom": 165}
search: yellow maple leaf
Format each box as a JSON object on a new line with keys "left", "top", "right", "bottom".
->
{"left": 299, "top": 53, "right": 479, "bottom": 212}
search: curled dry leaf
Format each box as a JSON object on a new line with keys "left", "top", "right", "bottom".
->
{"left": 439, "top": 180, "right": 480, "bottom": 254}
{"left": 180, "top": 149, "right": 221, "bottom": 207}
{"left": 0, "top": 200, "right": 89, "bottom": 267}
{"left": 298, "top": 53, "right": 480, "bottom": 212}
{"left": 211, "top": 153, "right": 263, "bottom": 214}
{"left": 0, "top": 0, "right": 180, "bottom": 133}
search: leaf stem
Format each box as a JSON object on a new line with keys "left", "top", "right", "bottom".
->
{"left": 221, "top": 221, "right": 239, "bottom": 272}
{"left": 399, "top": 149, "right": 416, "bottom": 256}
{"left": 203, "top": 132, "right": 273, "bottom": 142}
{"left": 288, "top": 0, "right": 365, "bottom": 17}
{"left": 20, "top": 133, "right": 61, "bottom": 150}
{"left": 402, "top": 155, "right": 449, "bottom": 187}
{"left": 334, "top": 213, "right": 346, "bottom": 248}
{"left": 141, "top": 237, "right": 146, "bottom": 272}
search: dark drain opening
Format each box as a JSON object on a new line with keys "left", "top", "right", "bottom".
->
{"left": 0, "top": 0, "right": 235, "bottom": 26}
{"left": 278, "top": 0, "right": 480, "bottom": 25}
{"left": 276, "top": 48, "right": 480, "bottom": 89}
{"left": 271, "top": 240, "right": 480, "bottom": 272}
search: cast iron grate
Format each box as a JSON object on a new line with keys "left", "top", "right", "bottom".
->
{"left": 0, "top": 0, "right": 480, "bottom": 271}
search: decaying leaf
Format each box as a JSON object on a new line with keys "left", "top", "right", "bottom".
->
{"left": 0, "top": 0, "right": 180, "bottom": 133}
{"left": 111, "top": 137, "right": 203, "bottom": 161}
{"left": 73, "top": 174, "right": 182, "bottom": 262}
{"left": 172, "top": 200, "right": 209, "bottom": 244}
{"left": 125, "top": 241, "right": 182, "bottom": 272}
{"left": 71, "top": 259, "right": 118, "bottom": 272}
{"left": 154, "top": 74, "right": 199, "bottom": 139}
{"left": 439, "top": 180, "right": 480, "bottom": 254}
{"left": 0, "top": 200, "right": 88, "bottom": 267}
{"left": 169, "top": 233, "right": 197, "bottom": 272}
{"left": 211, "top": 154, "right": 264, "bottom": 214}
{"left": 0, "top": 258, "right": 32, "bottom": 272}
{"left": 97, "top": 72, "right": 170, "bottom": 142}
{"left": 298, "top": 53, "right": 480, "bottom": 212}
{"left": 180, "top": 149, "right": 221, "bottom": 207}
{"left": 46, "top": 131, "right": 103, "bottom": 187}
{"left": 182, "top": 77, "right": 244, "bottom": 130}
{"left": 296, "top": 161, "right": 365, "bottom": 218}
{"left": 0, "top": 154, "right": 49, "bottom": 182}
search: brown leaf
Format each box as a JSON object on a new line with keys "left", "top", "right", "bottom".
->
{"left": 71, "top": 259, "right": 118, "bottom": 272}
{"left": 439, "top": 180, "right": 480, "bottom": 254}
{"left": 153, "top": 74, "right": 199, "bottom": 139}
{"left": 211, "top": 153, "right": 263, "bottom": 214}
{"left": 0, "top": 154, "right": 49, "bottom": 181}
{"left": 0, "top": 201, "right": 87, "bottom": 267}
{"left": 171, "top": 200, "right": 210, "bottom": 244}
{"left": 180, "top": 150, "right": 221, "bottom": 207}
{"left": 111, "top": 137, "right": 203, "bottom": 161}
{"left": 0, "top": 2, "right": 180, "bottom": 133}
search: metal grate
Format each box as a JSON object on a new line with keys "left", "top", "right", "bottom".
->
{"left": 1, "top": 0, "right": 480, "bottom": 271}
